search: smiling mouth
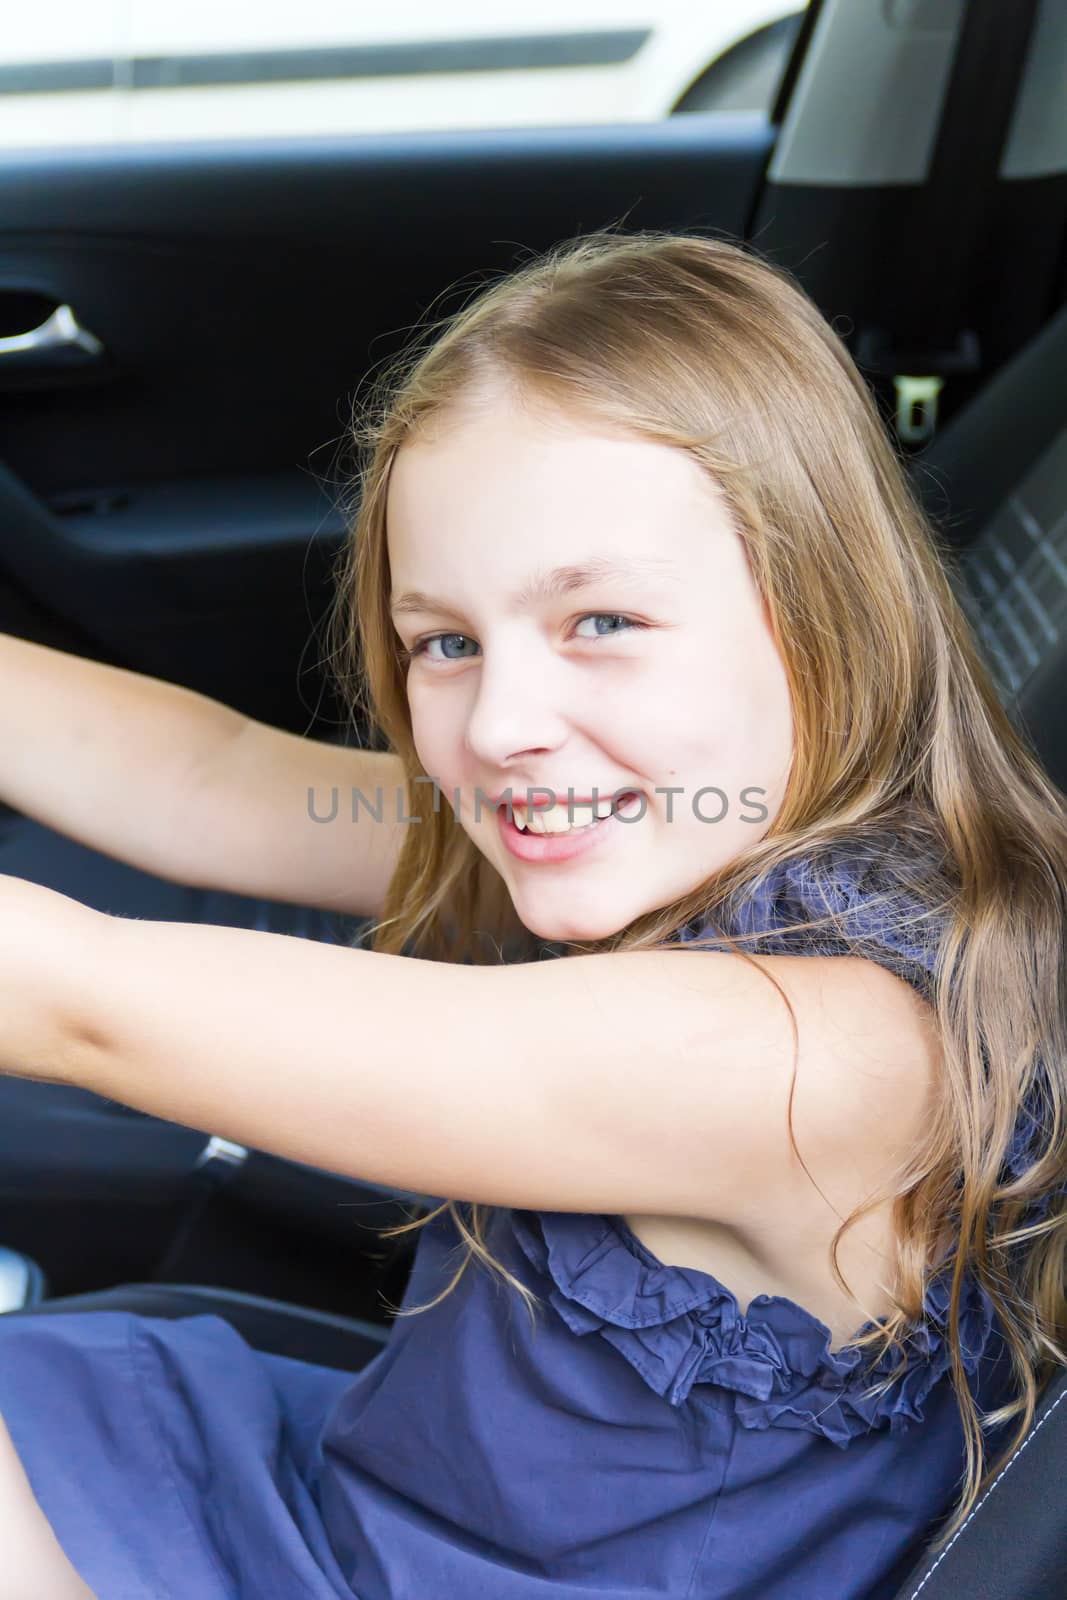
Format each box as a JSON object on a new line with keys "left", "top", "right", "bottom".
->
{"left": 508, "top": 791, "right": 641, "bottom": 835}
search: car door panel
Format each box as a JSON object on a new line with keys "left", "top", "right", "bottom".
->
{"left": 0, "top": 119, "right": 772, "bottom": 730}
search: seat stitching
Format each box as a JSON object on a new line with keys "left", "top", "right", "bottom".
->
{"left": 906, "top": 1384, "right": 1067, "bottom": 1598}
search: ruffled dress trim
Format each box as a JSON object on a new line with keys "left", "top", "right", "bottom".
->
{"left": 509, "top": 1210, "right": 999, "bottom": 1451}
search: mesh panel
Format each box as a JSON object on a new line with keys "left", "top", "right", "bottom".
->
{"left": 954, "top": 426, "right": 1067, "bottom": 703}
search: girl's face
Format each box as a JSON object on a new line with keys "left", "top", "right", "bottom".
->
{"left": 386, "top": 388, "right": 794, "bottom": 942}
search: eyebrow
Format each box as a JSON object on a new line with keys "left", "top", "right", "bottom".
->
{"left": 390, "top": 556, "right": 678, "bottom": 617}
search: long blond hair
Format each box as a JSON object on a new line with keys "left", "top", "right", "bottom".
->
{"left": 324, "top": 228, "right": 1067, "bottom": 1550}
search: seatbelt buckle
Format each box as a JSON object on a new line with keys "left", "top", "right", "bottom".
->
{"left": 892, "top": 376, "right": 945, "bottom": 446}
{"left": 855, "top": 327, "right": 981, "bottom": 446}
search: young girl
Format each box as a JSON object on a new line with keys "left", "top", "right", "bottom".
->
{"left": 0, "top": 229, "right": 1065, "bottom": 1600}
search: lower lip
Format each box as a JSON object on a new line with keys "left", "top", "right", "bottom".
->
{"left": 496, "top": 795, "right": 642, "bottom": 862}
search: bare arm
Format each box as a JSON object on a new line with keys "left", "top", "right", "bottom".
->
{"left": 0, "top": 633, "right": 405, "bottom": 920}
{"left": 173, "top": 715, "right": 408, "bottom": 920}
{"left": 0, "top": 631, "right": 242, "bottom": 878}
{"left": 2, "top": 874, "right": 940, "bottom": 1223}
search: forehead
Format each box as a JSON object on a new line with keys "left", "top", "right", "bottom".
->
{"left": 386, "top": 392, "right": 731, "bottom": 570}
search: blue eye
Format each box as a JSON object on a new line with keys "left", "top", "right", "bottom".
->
{"left": 409, "top": 633, "right": 479, "bottom": 662}
{"left": 574, "top": 614, "right": 639, "bottom": 639}
{"left": 404, "top": 613, "right": 644, "bottom": 663}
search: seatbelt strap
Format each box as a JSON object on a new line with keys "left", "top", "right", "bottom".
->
{"left": 856, "top": 0, "right": 1042, "bottom": 445}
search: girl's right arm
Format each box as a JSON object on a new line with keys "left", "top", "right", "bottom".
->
{"left": 0, "top": 632, "right": 406, "bottom": 920}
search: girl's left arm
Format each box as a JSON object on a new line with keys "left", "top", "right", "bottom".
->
{"left": 0, "top": 873, "right": 940, "bottom": 1224}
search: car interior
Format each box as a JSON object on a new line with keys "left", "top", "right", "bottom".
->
{"left": 0, "top": 1, "right": 1065, "bottom": 1593}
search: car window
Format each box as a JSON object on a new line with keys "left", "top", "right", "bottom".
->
{"left": 0, "top": 2, "right": 807, "bottom": 152}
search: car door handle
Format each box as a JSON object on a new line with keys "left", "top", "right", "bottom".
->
{"left": 0, "top": 303, "right": 105, "bottom": 371}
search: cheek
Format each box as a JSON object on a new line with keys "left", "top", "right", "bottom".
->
{"left": 408, "top": 689, "right": 465, "bottom": 779}
{"left": 406, "top": 686, "right": 437, "bottom": 766}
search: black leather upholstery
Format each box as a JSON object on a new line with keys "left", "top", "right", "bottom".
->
{"left": 888, "top": 1366, "right": 1067, "bottom": 1600}
{"left": 911, "top": 300, "right": 1067, "bottom": 794}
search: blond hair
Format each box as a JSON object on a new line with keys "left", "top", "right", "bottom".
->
{"left": 323, "top": 228, "right": 1067, "bottom": 1551}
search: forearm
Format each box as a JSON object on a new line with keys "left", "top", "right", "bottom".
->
{"left": 0, "top": 632, "right": 243, "bottom": 883}
{"left": 0, "top": 875, "right": 113, "bottom": 1089}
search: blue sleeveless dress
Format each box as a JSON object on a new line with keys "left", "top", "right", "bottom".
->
{"left": 0, "top": 848, "right": 1044, "bottom": 1598}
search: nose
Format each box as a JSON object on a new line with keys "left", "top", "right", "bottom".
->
{"left": 463, "top": 634, "right": 569, "bottom": 770}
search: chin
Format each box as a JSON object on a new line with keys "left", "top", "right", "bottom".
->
{"left": 515, "top": 900, "right": 635, "bottom": 945}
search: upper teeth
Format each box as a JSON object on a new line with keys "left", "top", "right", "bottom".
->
{"left": 512, "top": 797, "right": 625, "bottom": 834}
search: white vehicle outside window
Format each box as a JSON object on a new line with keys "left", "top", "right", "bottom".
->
{"left": 0, "top": 2, "right": 806, "bottom": 151}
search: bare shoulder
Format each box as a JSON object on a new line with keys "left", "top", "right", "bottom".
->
{"left": 749, "top": 951, "right": 943, "bottom": 1177}
{"left": 489, "top": 947, "right": 942, "bottom": 1222}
